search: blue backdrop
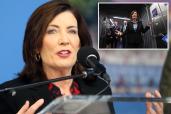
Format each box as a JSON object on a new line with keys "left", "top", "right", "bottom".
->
{"left": 0, "top": 0, "right": 48, "bottom": 83}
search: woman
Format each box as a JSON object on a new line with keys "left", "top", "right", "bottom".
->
{"left": 117, "top": 10, "right": 150, "bottom": 48}
{"left": 0, "top": 1, "right": 163, "bottom": 114}
{"left": 0, "top": 1, "right": 112, "bottom": 113}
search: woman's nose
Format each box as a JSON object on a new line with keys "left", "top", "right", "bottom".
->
{"left": 58, "top": 32, "right": 70, "bottom": 46}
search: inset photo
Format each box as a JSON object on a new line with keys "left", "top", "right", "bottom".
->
{"left": 98, "top": 2, "right": 169, "bottom": 49}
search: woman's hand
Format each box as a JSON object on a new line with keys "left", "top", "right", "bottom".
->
{"left": 145, "top": 90, "right": 163, "bottom": 114}
{"left": 17, "top": 99, "right": 44, "bottom": 114}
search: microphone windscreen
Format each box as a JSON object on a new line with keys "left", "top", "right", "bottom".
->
{"left": 77, "top": 46, "right": 100, "bottom": 67}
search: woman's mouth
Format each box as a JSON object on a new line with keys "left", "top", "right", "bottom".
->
{"left": 57, "top": 50, "right": 71, "bottom": 58}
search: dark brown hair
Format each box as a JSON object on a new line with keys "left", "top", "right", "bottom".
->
{"left": 130, "top": 10, "right": 139, "bottom": 21}
{"left": 19, "top": 0, "right": 92, "bottom": 82}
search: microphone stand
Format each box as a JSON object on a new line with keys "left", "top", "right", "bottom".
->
{"left": 0, "top": 70, "right": 92, "bottom": 95}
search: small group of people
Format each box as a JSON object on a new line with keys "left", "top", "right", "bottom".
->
{"left": 101, "top": 10, "right": 150, "bottom": 48}
{"left": 0, "top": 0, "right": 164, "bottom": 114}
{"left": 102, "top": 18, "right": 127, "bottom": 48}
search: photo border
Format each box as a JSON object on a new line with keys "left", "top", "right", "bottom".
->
{"left": 97, "top": 2, "right": 169, "bottom": 51}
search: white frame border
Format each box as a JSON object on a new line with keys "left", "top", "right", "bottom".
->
{"left": 97, "top": 2, "right": 170, "bottom": 51}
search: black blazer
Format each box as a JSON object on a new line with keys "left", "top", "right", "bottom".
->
{"left": 125, "top": 21, "right": 150, "bottom": 48}
{"left": 0, "top": 77, "right": 114, "bottom": 114}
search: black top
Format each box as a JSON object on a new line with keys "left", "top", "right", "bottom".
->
{"left": 125, "top": 21, "right": 150, "bottom": 48}
{"left": 0, "top": 76, "right": 114, "bottom": 113}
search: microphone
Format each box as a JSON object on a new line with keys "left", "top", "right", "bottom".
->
{"left": 0, "top": 73, "right": 92, "bottom": 96}
{"left": 77, "top": 47, "right": 111, "bottom": 82}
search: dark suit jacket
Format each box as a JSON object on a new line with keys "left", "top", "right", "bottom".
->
{"left": 125, "top": 21, "right": 150, "bottom": 48}
{"left": 0, "top": 76, "right": 114, "bottom": 114}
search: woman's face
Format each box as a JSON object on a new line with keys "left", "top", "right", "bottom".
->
{"left": 40, "top": 11, "right": 80, "bottom": 71}
{"left": 131, "top": 11, "right": 138, "bottom": 20}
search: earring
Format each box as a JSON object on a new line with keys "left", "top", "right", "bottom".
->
{"left": 35, "top": 53, "right": 41, "bottom": 62}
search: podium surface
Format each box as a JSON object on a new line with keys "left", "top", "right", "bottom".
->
{"left": 38, "top": 95, "right": 171, "bottom": 114}
{"left": 38, "top": 95, "right": 114, "bottom": 114}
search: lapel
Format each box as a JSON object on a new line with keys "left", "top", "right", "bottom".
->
{"left": 30, "top": 84, "right": 53, "bottom": 105}
{"left": 28, "top": 84, "right": 54, "bottom": 112}
{"left": 130, "top": 21, "right": 139, "bottom": 32}
{"left": 136, "top": 21, "right": 141, "bottom": 31}
{"left": 129, "top": 22, "right": 134, "bottom": 31}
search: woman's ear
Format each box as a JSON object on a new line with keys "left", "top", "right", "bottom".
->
{"left": 33, "top": 49, "right": 41, "bottom": 62}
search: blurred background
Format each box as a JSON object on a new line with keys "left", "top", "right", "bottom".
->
{"left": 0, "top": 0, "right": 170, "bottom": 114}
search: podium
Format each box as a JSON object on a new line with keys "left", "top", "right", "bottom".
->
{"left": 38, "top": 95, "right": 114, "bottom": 114}
{"left": 38, "top": 95, "right": 171, "bottom": 114}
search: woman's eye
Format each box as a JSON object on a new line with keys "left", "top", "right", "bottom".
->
{"left": 46, "top": 29, "right": 57, "bottom": 34}
{"left": 69, "top": 30, "right": 78, "bottom": 34}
